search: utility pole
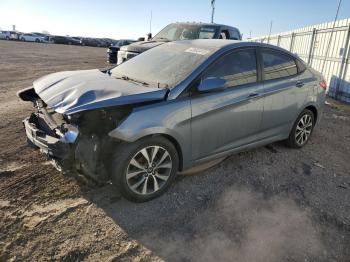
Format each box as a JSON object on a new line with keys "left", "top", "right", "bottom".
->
{"left": 267, "top": 20, "right": 273, "bottom": 42}
{"left": 211, "top": 0, "right": 215, "bottom": 23}
{"left": 149, "top": 10, "right": 153, "bottom": 34}
{"left": 321, "top": 0, "right": 342, "bottom": 75}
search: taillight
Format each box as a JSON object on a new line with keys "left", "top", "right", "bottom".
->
{"left": 319, "top": 80, "right": 327, "bottom": 90}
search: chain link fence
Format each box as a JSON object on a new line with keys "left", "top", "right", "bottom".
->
{"left": 251, "top": 18, "right": 350, "bottom": 103}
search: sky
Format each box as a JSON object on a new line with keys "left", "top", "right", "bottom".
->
{"left": 0, "top": 0, "right": 350, "bottom": 40}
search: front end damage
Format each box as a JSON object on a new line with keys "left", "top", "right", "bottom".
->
{"left": 18, "top": 87, "right": 132, "bottom": 183}
{"left": 17, "top": 69, "right": 168, "bottom": 183}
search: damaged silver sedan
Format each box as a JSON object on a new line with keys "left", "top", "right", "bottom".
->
{"left": 18, "top": 40, "right": 326, "bottom": 202}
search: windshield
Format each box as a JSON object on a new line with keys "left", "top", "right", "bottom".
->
{"left": 152, "top": 24, "right": 218, "bottom": 41}
{"left": 111, "top": 42, "right": 216, "bottom": 87}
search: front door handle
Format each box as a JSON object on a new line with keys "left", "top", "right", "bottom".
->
{"left": 296, "top": 81, "right": 304, "bottom": 88}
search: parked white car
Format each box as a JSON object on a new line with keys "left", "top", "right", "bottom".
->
{"left": 19, "top": 33, "right": 43, "bottom": 42}
{"left": 0, "top": 31, "right": 7, "bottom": 39}
{"left": 41, "top": 35, "right": 54, "bottom": 43}
{"left": 0, "top": 31, "right": 16, "bottom": 40}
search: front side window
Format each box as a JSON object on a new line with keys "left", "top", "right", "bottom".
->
{"left": 261, "top": 49, "right": 298, "bottom": 81}
{"left": 219, "top": 31, "right": 228, "bottom": 39}
{"left": 203, "top": 49, "right": 258, "bottom": 88}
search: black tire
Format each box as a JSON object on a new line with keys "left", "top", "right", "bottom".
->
{"left": 286, "top": 109, "right": 315, "bottom": 148}
{"left": 21, "top": 38, "right": 25, "bottom": 41}
{"left": 111, "top": 136, "right": 179, "bottom": 202}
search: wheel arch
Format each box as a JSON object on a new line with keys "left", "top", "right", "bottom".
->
{"left": 154, "top": 133, "right": 184, "bottom": 171}
{"left": 123, "top": 133, "right": 184, "bottom": 172}
{"left": 304, "top": 105, "right": 318, "bottom": 123}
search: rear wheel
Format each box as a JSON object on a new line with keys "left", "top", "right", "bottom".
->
{"left": 111, "top": 136, "right": 179, "bottom": 202}
{"left": 286, "top": 109, "right": 315, "bottom": 148}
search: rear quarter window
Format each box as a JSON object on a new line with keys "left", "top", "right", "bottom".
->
{"left": 261, "top": 49, "right": 298, "bottom": 81}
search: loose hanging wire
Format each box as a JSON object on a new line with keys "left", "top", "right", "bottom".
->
{"left": 321, "top": 0, "right": 342, "bottom": 75}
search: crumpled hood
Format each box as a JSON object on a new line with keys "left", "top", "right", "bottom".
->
{"left": 33, "top": 69, "right": 167, "bottom": 115}
{"left": 120, "top": 41, "right": 165, "bottom": 53}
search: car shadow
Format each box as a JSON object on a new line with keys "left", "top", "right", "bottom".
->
{"left": 78, "top": 142, "right": 333, "bottom": 261}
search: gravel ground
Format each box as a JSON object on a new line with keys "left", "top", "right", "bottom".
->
{"left": 0, "top": 40, "right": 349, "bottom": 262}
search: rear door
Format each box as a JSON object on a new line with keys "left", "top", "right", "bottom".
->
{"left": 190, "top": 48, "right": 264, "bottom": 160}
{"left": 259, "top": 48, "right": 309, "bottom": 139}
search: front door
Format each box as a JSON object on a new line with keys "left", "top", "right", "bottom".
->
{"left": 190, "top": 48, "right": 264, "bottom": 160}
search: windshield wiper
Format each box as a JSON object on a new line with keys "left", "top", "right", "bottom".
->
{"left": 154, "top": 37, "right": 170, "bottom": 42}
{"left": 116, "top": 75, "right": 149, "bottom": 87}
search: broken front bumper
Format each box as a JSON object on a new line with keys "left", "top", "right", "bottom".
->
{"left": 23, "top": 114, "right": 72, "bottom": 159}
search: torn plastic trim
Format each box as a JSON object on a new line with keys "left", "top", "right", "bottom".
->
{"left": 17, "top": 87, "right": 39, "bottom": 103}
{"left": 59, "top": 124, "right": 79, "bottom": 143}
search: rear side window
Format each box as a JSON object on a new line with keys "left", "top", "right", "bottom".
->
{"left": 261, "top": 49, "right": 297, "bottom": 81}
{"left": 229, "top": 29, "right": 241, "bottom": 40}
{"left": 204, "top": 49, "right": 257, "bottom": 87}
{"left": 296, "top": 59, "right": 307, "bottom": 73}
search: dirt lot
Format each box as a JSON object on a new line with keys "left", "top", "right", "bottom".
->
{"left": 0, "top": 40, "right": 349, "bottom": 262}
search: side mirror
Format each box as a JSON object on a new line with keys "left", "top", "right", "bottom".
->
{"left": 146, "top": 33, "right": 152, "bottom": 40}
{"left": 198, "top": 77, "right": 227, "bottom": 93}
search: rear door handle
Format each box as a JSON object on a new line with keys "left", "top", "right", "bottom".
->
{"left": 296, "top": 81, "right": 304, "bottom": 88}
{"left": 248, "top": 92, "right": 259, "bottom": 98}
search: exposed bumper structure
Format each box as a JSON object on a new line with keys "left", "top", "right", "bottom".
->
{"left": 23, "top": 113, "right": 72, "bottom": 159}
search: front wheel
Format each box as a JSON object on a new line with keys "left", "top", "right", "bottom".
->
{"left": 111, "top": 136, "right": 179, "bottom": 202}
{"left": 286, "top": 109, "right": 315, "bottom": 148}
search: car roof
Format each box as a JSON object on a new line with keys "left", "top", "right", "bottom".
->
{"left": 172, "top": 39, "right": 300, "bottom": 59}
{"left": 172, "top": 22, "right": 240, "bottom": 31}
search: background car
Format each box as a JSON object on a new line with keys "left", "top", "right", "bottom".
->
{"left": 1, "top": 31, "right": 20, "bottom": 40}
{"left": 107, "top": 39, "right": 137, "bottom": 63}
{"left": 41, "top": 35, "right": 54, "bottom": 43}
{"left": 0, "top": 31, "right": 7, "bottom": 40}
{"left": 31, "top": 32, "right": 49, "bottom": 41}
{"left": 116, "top": 22, "right": 242, "bottom": 64}
{"left": 80, "top": 37, "right": 103, "bottom": 47}
{"left": 50, "top": 35, "right": 78, "bottom": 45}
{"left": 71, "top": 36, "right": 82, "bottom": 43}
{"left": 19, "top": 33, "right": 43, "bottom": 42}
{"left": 66, "top": 36, "right": 81, "bottom": 45}
{"left": 0, "top": 31, "right": 10, "bottom": 40}
{"left": 101, "top": 38, "right": 119, "bottom": 47}
{"left": 9, "top": 31, "right": 21, "bottom": 40}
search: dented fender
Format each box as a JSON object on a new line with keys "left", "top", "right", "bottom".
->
{"left": 108, "top": 98, "right": 193, "bottom": 169}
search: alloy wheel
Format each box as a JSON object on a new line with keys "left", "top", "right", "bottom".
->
{"left": 126, "top": 146, "right": 173, "bottom": 195}
{"left": 295, "top": 114, "right": 313, "bottom": 146}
